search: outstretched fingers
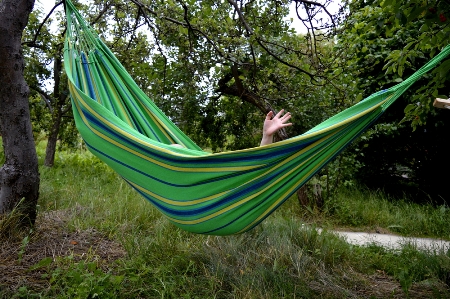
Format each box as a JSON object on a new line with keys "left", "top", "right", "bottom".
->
{"left": 274, "top": 109, "right": 285, "bottom": 119}
{"left": 265, "top": 110, "right": 274, "bottom": 120}
{"left": 280, "top": 112, "right": 291, "bottom": 122}
{"left": 276, "top": 110, "right": 292, "bottom": 127}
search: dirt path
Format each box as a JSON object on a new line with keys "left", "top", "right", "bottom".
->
{"left": 331, "top": 230, "right": 450, "bottom": 251}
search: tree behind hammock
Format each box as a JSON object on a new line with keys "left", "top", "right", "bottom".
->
{"left": 0, "top": 0, "right": 40, "bottom": 228}
{"left": 337, "top": 0, "right": 450, "bottom": 203}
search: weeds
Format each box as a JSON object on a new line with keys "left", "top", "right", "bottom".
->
{"left": 0, "top": 198, "right": 33, "bottom": 241}
{"left": 17, "top": 231, "right": 32, "bottom": 264}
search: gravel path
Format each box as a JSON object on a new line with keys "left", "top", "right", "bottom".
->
{"left": 331, "top": 230, "right": 450, "bottom": 252}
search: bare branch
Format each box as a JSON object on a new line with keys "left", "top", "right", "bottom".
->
{"left": 126, "top": 8, "right": 142, "bottom": 50}
{"left": 176, "top": 0, "right": 194, "bottom": 52}
{"left": 303, "top": 0, "right": 336, "bottom": 26}
{"left": 22, "top": 1, "right": 64, "bottom": 47}
{"left": 292, "top": 0, "right": 336, "bottom": 31}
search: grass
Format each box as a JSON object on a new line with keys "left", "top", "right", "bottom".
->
{"left": 1, "top": 144, "right": 450, "bottom": 298}
{"left": 323, "top": 188, "right": 450, "bottom": 238}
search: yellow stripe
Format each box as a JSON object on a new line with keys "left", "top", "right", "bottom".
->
{"left": 97, "top": 62, "right": 135, "bottom": 127}
{"left": 237, "top": 147, "right": 340, "bottom": 233}
{"left": 126, "top": 179, "right": 229, "bottom": 206}
{"left": 71, "top": 83, "right": 260, "bottom": 172}
{"left": 142, "top": 104, "right": 179, "bottom": 143}
{"left": 164, "top": 130, "right": 344, "bottom": 225}
{"left": 235, "top": 112, "right": 382, "bottom": 233}
{"left": 126, "top": 86, "right": 177, "bottom": 142}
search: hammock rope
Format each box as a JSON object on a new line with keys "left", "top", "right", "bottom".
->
{"left": 64, "top": 0, "right": 450, "bottom": 235}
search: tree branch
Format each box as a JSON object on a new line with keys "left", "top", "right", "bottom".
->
{"left": 127, "top": 8, "right": 142, "bottom": 50}
{"left": 227, "top": 0, "right": 319, "bottom": 79}
{"left": 129, "top": 0, "right": 240, "bottom": 65}
{"left": 293, "top": 0, "right": 336, "bottom": 31}
{"left": 89, "top": 1, "right": 112, "bottom": 26}
{"left": 22, "top": 0, "right": 64, "bottom": 48}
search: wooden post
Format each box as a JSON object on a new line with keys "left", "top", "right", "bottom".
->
{"left": 433, "top": 98, "right": 450, "bottom": 109}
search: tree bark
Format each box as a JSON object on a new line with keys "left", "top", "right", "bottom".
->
{"left": 0, "top": 0, "right": 39, "bottom": 225}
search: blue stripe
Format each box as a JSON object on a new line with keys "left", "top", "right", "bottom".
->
{"left": 95, "top": 50, "right": 160, "bottom": 140}
{"left": 83, "top": 105, "right": 317, "bottom": 166}
{"left": 81, "top": 53, "right": 97, "bottom": 101}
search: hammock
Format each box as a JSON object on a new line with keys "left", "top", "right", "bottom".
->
{"left": 64, "top": 0, "right": 450, "bottom": 235}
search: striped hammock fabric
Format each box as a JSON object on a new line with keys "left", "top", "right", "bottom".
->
{"left": 64, "top": 0, "right": 450, "bottom": 235}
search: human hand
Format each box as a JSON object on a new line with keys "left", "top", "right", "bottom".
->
{"left": 260, "top": 109, "right": 292, "bottom": 146}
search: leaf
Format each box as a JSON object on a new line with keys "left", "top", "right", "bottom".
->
{"left": 28, "top": 257, "right": 53, "bottom": 271}
{"left": 404, "top": 41, "right": 415, "bottom": 51}
{"left": 437, "top": 59, "right": 450, "bottom": 77}
{"left": 398, "top": 65, "right": 404, "bottom": 77}
{"left": 407, "top": 7, "right": 426, "bottom": 22}
{"left": 355, "top": 93, "right": 363, "bottom": 102}
{"left": 404, "top": 104, "right": 416, "bottom": 113}
{"left": 393, "top": 77, "right": 403, "bottom": 83}
{"left": 432, "top": 89, "right": 439, "bottom": 97}
{"left": 419, "top": 23, "right": 429, "bottom": 32}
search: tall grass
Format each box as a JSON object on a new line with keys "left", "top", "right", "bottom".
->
{"left": 1, "top": 145, "right": 449, "bottom": 298}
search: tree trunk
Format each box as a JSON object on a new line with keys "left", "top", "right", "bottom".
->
{"left": 44, "top": 111, "right": 62, "bottom": 167}
{"left": 297, "top": 184, "right": 310, "bottom": 207}
{"left": 0, "top": 0, "right": 39, "bottom": 225}
{"left": 44, "top": 47, "right": 64, "bottom": 167}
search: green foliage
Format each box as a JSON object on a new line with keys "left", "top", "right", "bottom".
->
{"left": 380, "top": 0, "right": 450, "bottom": 128}
{"left": 75, "top": 0, "right": 350, "bottom": 151}
{"left": 336, "top": 0, "right": 450, "bottom": 203}
{"left": 48, "top": 258, "right": 124, "bottom": 298}
{"left": 28, "top": 95, "right": 52, "bottom": 141}
{"left": 340, "top": 0, "right": 450, "bottom": 124}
